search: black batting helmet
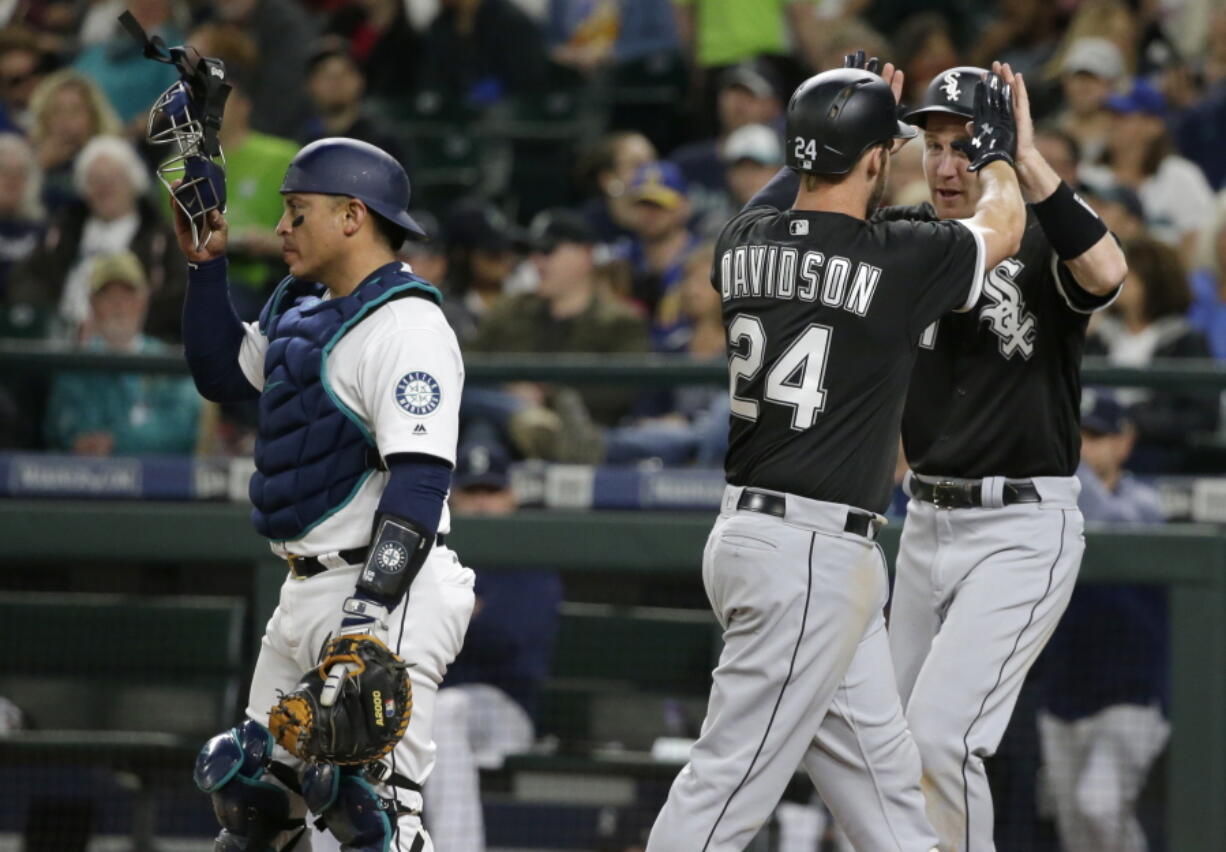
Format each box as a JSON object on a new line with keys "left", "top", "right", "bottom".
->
{"left": 902, "top": 66, "right": 986, "bottom": 127}
{"left": 785, "top": 68, "right": 916, "bottom": 176}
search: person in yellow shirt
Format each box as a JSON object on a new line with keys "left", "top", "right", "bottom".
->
{"left": 185, "top": 23, "right": 298, "bottom": 318}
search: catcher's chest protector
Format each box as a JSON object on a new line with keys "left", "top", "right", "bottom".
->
{"left": 249, "top": 266, "right": 441, "bottom": 541}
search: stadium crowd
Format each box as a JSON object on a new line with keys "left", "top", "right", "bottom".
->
{"left": 0, "top": 0, "right": 1222, "bottom": 474}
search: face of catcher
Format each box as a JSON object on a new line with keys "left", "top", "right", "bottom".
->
{"left": 276, "top": 192, "right": 363, "bottom": 281}
{"left": 922, "top": 111, "right": 982, "bottom": 221}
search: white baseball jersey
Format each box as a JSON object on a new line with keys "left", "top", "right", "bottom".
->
{"left": 236, "top": 265, "right": 464, "bottom": 557}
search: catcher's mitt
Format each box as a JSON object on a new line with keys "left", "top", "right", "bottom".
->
{"left": 269, "top": 635, "right": 412, "bottom": 765}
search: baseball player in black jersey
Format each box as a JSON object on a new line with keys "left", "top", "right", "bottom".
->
{"left": 884, "top": 63, "right": 1128, "bottom": 851}
{"left": 645, "top": 58, "right": 1026, "bottom": 852}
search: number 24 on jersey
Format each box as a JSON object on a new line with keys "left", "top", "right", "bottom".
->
{"left": 728, "top": 313, "right": 832, "bottom": 431}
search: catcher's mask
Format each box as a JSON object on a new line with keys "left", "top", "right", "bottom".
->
{"left": 121, "top": 11, "right": 230, "bottom": 251}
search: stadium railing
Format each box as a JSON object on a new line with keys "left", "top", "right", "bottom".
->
{"left": 1, "top": 500, "right": 1223, "bottom": 850}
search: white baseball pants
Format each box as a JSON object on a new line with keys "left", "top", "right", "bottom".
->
{"left": 246, "top": 544, "right": 476, "bottom": 852}
{"left": 647, "top": 485, "right": 939, "bottom": 852}
{"left": 1038, "top": 703, "right": 1169, "bottom": 852}
{"left": 890, "top": 474, "right": 1084, "bottom": 852}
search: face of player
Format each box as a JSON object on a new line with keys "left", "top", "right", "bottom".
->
{"left": 276, "top": 193, "right": 351, "bottom": 280}
{"left": 922, "top": 112, "right": 980, "bottom": 220}
{"left": 533, "top": 242, "right": 593, "bottom": 301}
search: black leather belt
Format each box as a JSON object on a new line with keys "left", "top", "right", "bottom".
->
{"left": 736, "top": 489, "right": 878, "bottom": 539}
{"left": 287, "top": 535, "right": 446, "bottom": 579}
{"left": 910, "top": 478, "right": 1041, "bottom": 509}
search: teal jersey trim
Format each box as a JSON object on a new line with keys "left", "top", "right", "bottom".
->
{"left": 266, "top": 278, "right": 436, "bottom": 543}
{"left": 258, "top": 275, "right": 299, "bottom": 336}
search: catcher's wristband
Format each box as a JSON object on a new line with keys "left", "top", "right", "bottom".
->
{"left": 356, "top": 513, "right": 434, "bottom": 606}
{"left": 1031, "top": 180, "right": 1109, "bottom": 260}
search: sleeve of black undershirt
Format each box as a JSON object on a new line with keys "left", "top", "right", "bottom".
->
{"left": 182, "top": 257, "right": 260, "bottom": 403}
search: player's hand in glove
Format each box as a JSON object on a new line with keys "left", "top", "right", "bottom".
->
{"left": 843, "top": 49, "right": 906, "bottom": 125}
{"left": 843, "top": 48, "right": 880, "bottom": 73}
{"left": 321, "top": 593, "right": 391, "bottom": 707}
{"left": 268, "top": 634, "right": 412, "bottom": 765}
{"left": 952, "top": 71, "right": 1016, "bottom": 172}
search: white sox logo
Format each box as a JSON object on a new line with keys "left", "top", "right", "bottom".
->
{"left": 941, "top": 72, "right": 961, "bottom": 102}
{"left": 979, "top": 258, "right": 1035, "bottom": 359}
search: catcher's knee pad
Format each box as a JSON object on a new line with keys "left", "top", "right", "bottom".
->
{"left": 194, "top": 719, "right": 302, "bottom": 851}
{"left": 302, "top": 763, "right": 410, "bottom": 852}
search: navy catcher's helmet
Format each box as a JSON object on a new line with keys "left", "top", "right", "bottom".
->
{"left": 281, "top": 138, "right": 426, "bottom": 238}
{"left": 786, "top": 68, "right": 916, "bottom": 176}
{"left": 902, "top": 66, "right": 986, "bottom": 127}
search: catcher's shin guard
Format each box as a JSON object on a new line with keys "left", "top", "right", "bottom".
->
{"left": 302, "top": 763, "right": 418, "bottom": 852}
{"left": 194, "top": 719, "right": 304, "bottom": 851}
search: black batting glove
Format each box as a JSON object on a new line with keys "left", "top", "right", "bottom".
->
{"left": 843, "top": 49, "right": 880, "bottom": 74}
{"left": 952, "top": 72, "right": 1017, "bottom": 172}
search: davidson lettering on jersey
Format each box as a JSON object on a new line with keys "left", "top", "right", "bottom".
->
{"left": 719, "top": 245, "right": 881, "bottom": 317}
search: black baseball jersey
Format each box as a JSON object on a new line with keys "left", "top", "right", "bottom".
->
{"left": 890, "top": 204, "right": 1120, "bottom": 478}
{"left": 714, "top": 206, "right": 986, "bottom": 514}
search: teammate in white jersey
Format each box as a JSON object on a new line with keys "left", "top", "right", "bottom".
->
{"left": 175, "top": 137, "right": 474, "bottom": 852}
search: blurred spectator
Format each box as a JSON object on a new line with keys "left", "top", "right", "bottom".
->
{"left": 547, "top": 0, "right": 619, "bottom": 75}
{"left": 1086, "top": 237, "right": 1218, "bottom": 471}
{"left": 1038, "top": 389, "right": 1168, "bottom": 852}
{"left": 423, "top": 440, "right": 562, "bottom": 852}
{"left": 417, "top": 0, "right": 549, "bottom": 108}
{"left": 721, "top": 123, "right": 783, "bottom": 210}
{"left": 325, "top": 0, "right": 421, "bottom": 99}
{"left": 1053, "top": 37, "right": 1126, "bottom": 168}
{"left": 1082, "top": 181, "right": 1147, "bottom": 243}
{"left": 27, "top": 69, "right": 121, "bottom": 214}
{"left": 672, "top": 0, "right": 822, "bottom": 133}
{"left": 1034, "top": 126, "right": 1081, "bottom": 189}
{"left": 0, "top": 26, "right": 51, "bottom": 134}
{"left": 600, "top": 242, "right": 729, "bottom": 466}
{"left": 211, "top": 0, "right": 316, "bottom": 139}
{"left": 548, "top": 0, "right": 677, "bottom": 75}
{"left": 398, "top": 208, "right": 448, "bottom": 285}
{"left": 441, "top": 199, "right": 524, "bottom": 339}
{"left": 73, "top": 0, "right": 185, "bottom": 125}
{"left": 621, "top": 161, "right": 700, "bottom": 351}
{"left": 969, "top": 0, "right": 1061, "bottom": 79}
{"left": 1082, "top": 79, "right": 1216, "bottom": 266}
{"left": 1187, "top": 192, "right": 1226, "bottom": 359}
{"left": 895, "top": 12, "right": 962, "bottom": 105}
{"left": 300, "top": 36, "right": 406, "bottom": 167}
{"left": 576, "top": 130, "right": 656, "bottom": 248}
{"left": 1172, "top": 10, "right": 1226, "bottom": 191}
{"left": 188, "top": 23, "right": 298, "bottom": 319}
{"left": 467, "top": 209, "right": 649, "bottom": 459}
{"left": 7, "top": 135, "right": 184, "bottom": 342}
{"left": 670, "top": 65, "right": 781, "bottom": 234}
{"left": 0, "top": 134, "right": 43, "bottom": 305}
{"left": 43, "top": 251, "right": 202, "bottom": 456}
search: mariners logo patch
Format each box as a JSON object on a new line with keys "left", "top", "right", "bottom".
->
{"left": 394, "top": 372, "right": 441, "bottom": 416}
{"left": 374, "top": 540, "right": 409, "bottom": 573}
